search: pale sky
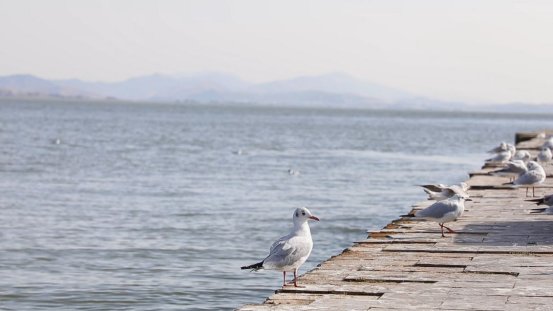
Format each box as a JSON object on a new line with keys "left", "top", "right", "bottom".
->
{"left": 1, "top": 0, "right": 553, "bottom": 103}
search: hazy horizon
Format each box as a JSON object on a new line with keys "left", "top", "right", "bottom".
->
{"left": 2, "top": 0, "right": 553, "bottom": 104}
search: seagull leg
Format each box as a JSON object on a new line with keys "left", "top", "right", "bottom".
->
{"left": 439, "top": 223, "right": 445, "bottom": 237}
{"left": 443, "top": 225, "right": 456, "bottom": 233}
{"left": 282, "top": 271, "right": 287, "bottom": 287}
{"left": 526, "top": 187, "right": 529, "bottom": 197}
{"left": 292, "top": 268, "right": 304, "bottom": 287}
{"left": 533, "top": 187, "right": 536, "bottom": 197}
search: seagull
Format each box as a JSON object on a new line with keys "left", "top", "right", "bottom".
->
{"left": 288, "top": 169, "right": 300, "bottom": 176}
{"left": 488, "top": 160, "right": 528, "bottom": 182}
{"left": 537, "top": 147, "right": 552, "bottom": 163}
{"left": 485, "top": 149, "right": 512, "bottom": 164}
{"left": 543, "top": 137, "right": 553, "bottom": 150}
{"left": 415, "top": 194, "right": 471, "bottom": 237}
{"left": 487, "top": 142, "right": 508, "bottom": 153}
{"left": 506, "top": 143, "right": 516, "bottom": 159}
{"left": 512, "top": 150, "right": 531, "bottom": 163}
{"left": 526, "top": 194, "right": 553, "bottom": 214}
{"left": 419, "top": 182, "right": 469, "bottom": 201}
{"left": 506, "top": 161, "right": 546, "bottom": 197}
{"left": 241, "top": 207, "right": 319, "bottom": 287}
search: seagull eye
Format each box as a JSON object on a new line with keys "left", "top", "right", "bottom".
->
{"left": 302, "top": 212, "right": 306, "bottom": 216}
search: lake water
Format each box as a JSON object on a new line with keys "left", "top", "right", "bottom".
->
{"left": 0, "top": 100, "right": 551, "bottom": 310}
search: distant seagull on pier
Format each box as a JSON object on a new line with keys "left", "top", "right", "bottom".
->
{"left": 489, "top": 160, "right": 527, "bottom": 182}
{"left": 506, "top": 161, "right": 546, "bottom": 197}
{"left": 537, "top": 147, "right": 552, "bottom": 163}
{"left": 543, "top": 137, "right": 553, "bottom": 150}
{"left": 527, "top": 194, "right": 553, "bottom": 214}
{"left": 487, "top": 142, "right": 509, "bottom": 154}
{"left": 419, "top": 182, "right": 469, "bottom": 201}
{"left": 486, "top": 149, "right": 512, "bottom": 164}
{"left": 486, "top": 142, "right": 515, "bottom": 163}
{"left": 415, "top": 194, "right": 471, "bottom": 237}
{"left": 506, "top": 143, "right": 516, "bottom": 160}
{"left": 512, "top": 150, "right": 531, "bottom": 163}
{"left": 241, "top": 207, "right": 319, "bottom": 287}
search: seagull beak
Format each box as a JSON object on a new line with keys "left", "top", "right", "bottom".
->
{"left": 309, "top": 215, "right": 320, "bottom": 221}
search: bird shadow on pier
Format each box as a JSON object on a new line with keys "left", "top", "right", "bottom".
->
{"left": 451, "top": 220, "right": 553, "bottom": 247}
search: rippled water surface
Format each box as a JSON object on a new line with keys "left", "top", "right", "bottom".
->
{"left": 1, "top": 100, "right": 552, "bottom": 310}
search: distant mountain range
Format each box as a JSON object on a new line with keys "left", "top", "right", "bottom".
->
{"left": 1, "top": 72, "right": 552, "bottom": 112}
{"left": 0, "top": 72, "right": 445, "bottom": 108}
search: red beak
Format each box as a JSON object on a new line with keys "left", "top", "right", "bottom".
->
{"left": 309, "top": 215, "right": 320, "bottom": 221}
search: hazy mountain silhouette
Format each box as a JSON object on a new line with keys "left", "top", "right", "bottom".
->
{"left": 2, "top": 72, "right": 552, "bottom": 112}
{"left": 250, "top": 72, "right": 411, "bottom": 101}
{"left": 56, "top": 72, "right": 251, "bottom": 101}
{"left": 1, "top": 72, "right": 411, "bottom": 107}
{"left": 0, "top": 74, "right": 90, "bottom": 97}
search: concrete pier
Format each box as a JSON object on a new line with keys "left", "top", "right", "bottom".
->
{"left": 238, "top": 131, "right": 553, "bottom": 310}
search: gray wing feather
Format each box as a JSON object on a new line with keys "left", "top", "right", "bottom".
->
{"left": 420, "top": 184, "right": 445, "bottom": 192}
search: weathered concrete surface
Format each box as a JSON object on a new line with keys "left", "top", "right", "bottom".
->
{"left": 238, "top": 132, "right": 553, "bottom": 310}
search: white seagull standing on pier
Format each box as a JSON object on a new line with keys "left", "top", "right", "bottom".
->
{"left": 512, "top": 150, "right": 531, "bottom": 163}
{"left": 241, "top": 207, "right": 319, "bottom": 287}
{"left": 486, "top": 142, "right": 515, "bottom": 164}
{"left": 487, "top": 142, "right": 509, "bottom": 154}
{"left": 509, "top": 161, "right": 546, "bottom": 197}
{"left": 415, "top": 194, "right": 471, "bottom": 237}
{"left": 486, "top": 150, "right": 512, "bottom": 164}
{"left": 537, "top": 147, "right": 552, "bottom": 163}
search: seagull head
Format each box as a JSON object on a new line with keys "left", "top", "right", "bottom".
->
{"left": 527, "top": 161, "right": 541, "bottom": 170}
{"left": 459, "top": 182, "right": 469, "bottom": 191}
{"left": 293, "top": 207, "right": 319, "bottom": 225}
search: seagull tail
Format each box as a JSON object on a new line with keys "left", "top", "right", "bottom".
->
{"left": 526, "top": 198, "right": 545, "bottom": 205}
{"left": 241, "top": 261, "right": 264, "bottom": 271}
{"left": 400, "top": 213, "right": 415, "bottom": 218}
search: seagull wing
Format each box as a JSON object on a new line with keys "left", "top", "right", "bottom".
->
{"left": 420, "top": 184, "right": 447, "bottom": 192}
{"left": 264, "top": 235, "right": 311, "bottom": 269}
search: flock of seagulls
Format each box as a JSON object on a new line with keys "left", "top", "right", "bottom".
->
{"left": 486, "top": 141, "right": 549, "bottom": 196}
{"left": 241, "top": 136, "right": 552, "bottom": 287}
{"left": 412, "top": 138, "right": 551, "bottom": 237}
